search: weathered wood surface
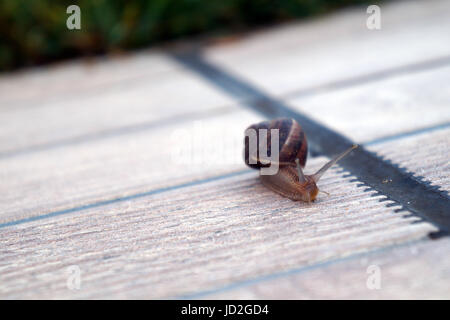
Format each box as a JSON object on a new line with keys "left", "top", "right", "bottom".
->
{"left": 203, "top": 238, "right": 450, "bottom": 299}
{"left": 368, "top": 127, "right": 450, "bottom": 193}
{"left": 0, "top": 160, "right": 437, "bottom": 299}
{"left": 0, "top": 52, "right": 178, "bottom": 107}
{"left": 0, "top": 110, "right": 262, "bottom": 224}
{"left": 0, "top": 68, "right": 237, "bottom": 155}
{"left": 204, "top": 0, "right": 450, "bottom": 96}
{"left": 0, "top": 0, "right": 449, "bottom": 299}
{"left": 289, "top": 66, "right": 450, "bottom": 143}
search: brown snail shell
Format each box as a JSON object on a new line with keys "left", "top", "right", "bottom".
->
{"left": 244, "top": 118, "right": 307, "bottom": 169}
{"left": 243, "top": 118, "right": 357, "bottom": 202}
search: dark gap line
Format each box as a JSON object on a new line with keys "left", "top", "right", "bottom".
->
{"left": 0, "top": 170, "right": 251, "bottom": 229}
{"left": 1, "top": 106, "right": 447, "bottom": 162}
{"left": 0, "top": 106, "right": 235, "bottom": 159}
{"left": 2, "top": 56, "right": 450, "bottom": 159}
{"left": 177, "top": 237, "right": 427, "bottom": 299}
{"left": 2, "top": 102, "right": 447, "bottom": 160}
{"left": 363, "top": 122, "right": 450, "bottom": 146}
{"left": 171, "top": 51, "right": 450, "bottom": 236}
{"left": 282, "top": 54, "right": 450, "bottom": 100}
{"left": 0, "top": 60, "right": 186, "bottom": 111}
{"left": 0, "top": 119, "right": 447, "bottom": 229}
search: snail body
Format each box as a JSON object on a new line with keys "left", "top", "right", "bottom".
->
{"left": 244, "top": 118, "right": 357, "bottom": 202}
{"left": 260, "top": 166, "right": 319, "bottom": 202}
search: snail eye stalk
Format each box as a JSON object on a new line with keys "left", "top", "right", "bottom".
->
{"left": 312, "top": 145, "right": 358, "bottom": 182}
{"left": 295, "top": 158, "right": 307, "bottom": 183}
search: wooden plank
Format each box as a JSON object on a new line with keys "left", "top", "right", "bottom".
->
{"left": 0, "top": 110, "right": 263, "bottom": 224}
{"left": 367, "top": 127, "right": 450, "bottom": 193}
{"left": 0, "top": 157, "right": 436, "bottom": 299}
{"left": 201, "top": 238, "right": 450, "bottom": 299}
{"left": 0, "top": 67, "right": 237, "bottom": 155}
{"left": 0, "top": 50, "right": 178, "bottom": 107}
{"left": 287, "top": 66, "right": 450, "bottom": 143}
{"left": 204, "top": 0, "right": 450, "bottom": 96}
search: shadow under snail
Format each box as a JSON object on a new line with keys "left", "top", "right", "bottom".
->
{"left": 244, "top": 118, "right": 358, "bottom": 203}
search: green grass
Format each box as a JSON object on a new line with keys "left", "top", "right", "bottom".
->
{"left": 0, "top": 0, "right": 381, "bottom": 71}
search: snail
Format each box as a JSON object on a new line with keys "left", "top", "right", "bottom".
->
{"left": 244, "top": 118, "right": 357, "bottom": 203}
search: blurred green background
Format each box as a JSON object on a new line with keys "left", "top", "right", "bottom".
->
{"left": 0, "top": 0, "right": 381, "bottom": 71}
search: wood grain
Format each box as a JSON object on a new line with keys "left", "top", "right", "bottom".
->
{"left": 0, "top": 50, "right": 178, "bottom": 107}
{"left": 0, "top": 158, "right": 436, "bottom": 299}
{"left": 0, "top": 111, "right": 263, "bottom": 224}
{"left": 204, "top": 0, "right": 450, "bottom": 96}
{"left": 0, "top": 0, "right": 449, "bottom": 300}
{"left": 201, "top": 238, "right": 450, "bottom": 299}
{"left": 367, "top": 127, "right": 450, "bottom": 193}
{"left": 288, "top": 66, "right": 450, "bottom": 143}
{"left": 0, "top": 68, "right": 237, "bottom": 155}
